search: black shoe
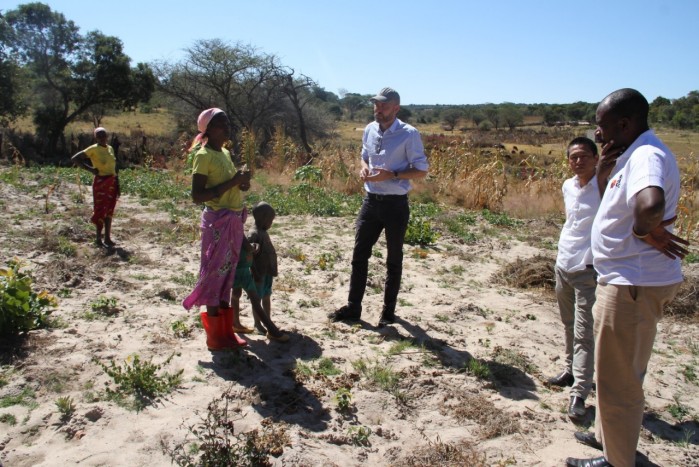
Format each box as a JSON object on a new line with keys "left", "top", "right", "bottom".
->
{"left": 565, "top": 456, "right": 610, "bottom": 467}
{"left": 574, "top": 431, "right": 602, "bottom": 450}
{"left": 377, "top": 315, "right": 395, "bottom": 327}
{"left": 568, "top": 396, "right": 586, "bottom": 421}
{"left": 328, "top": 305, "right": 361, "bottom": 322}
{"left": 547, "top": 370, "right": 574, "bottom": 387}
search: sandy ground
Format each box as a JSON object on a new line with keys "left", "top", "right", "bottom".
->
{"left": 1, "top": 171, "right": 698, "bottom": 467}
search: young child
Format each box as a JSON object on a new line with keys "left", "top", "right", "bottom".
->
{"left": 248, "top": 201, "right": 278, "bottom": 328}
{"left": 232, "top": 236, "right": 288, "bottom": 342}
{"left": 71, "top": 127, "right": 120, "bottom": 248}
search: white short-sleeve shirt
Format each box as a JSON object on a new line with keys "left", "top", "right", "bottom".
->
{"left": 591, "top": 130, "right": 682, "bottom": 286}
{"left": 556, "top": 176, "right": 600, "bottom": 273}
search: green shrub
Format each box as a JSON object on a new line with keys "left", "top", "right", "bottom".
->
{"left": 405, "top": 216, "right": 440, "bottom": 246}
{"left": 95, "top": 353, "right": 183, "bottom": 411}
{"left": 481, "top": 209, "right": 522, "bottom": 228}
{"left": 0, "top": 258, "right": 58, "bottom": 336}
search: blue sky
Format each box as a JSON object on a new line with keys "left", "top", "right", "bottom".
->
{"left": 6, "top": 1, "right": 698, "bottom": 105}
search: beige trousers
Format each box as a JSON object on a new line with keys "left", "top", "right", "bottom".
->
{"left": 593, "top": 282, "right": 681, "bottom": 467}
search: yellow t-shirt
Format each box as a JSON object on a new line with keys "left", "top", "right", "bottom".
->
{"left": 192, "top": 146, "right": 243, "bottom": 211}
{"left": 84, "top": 144, "right": 117, "bottom": 176}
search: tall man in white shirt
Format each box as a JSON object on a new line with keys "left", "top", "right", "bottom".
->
{"left": 548, "top": 137, "right": 600, "bottom": 423}
{"left": 566, "top": 89, "right": 690, "bottom": 467}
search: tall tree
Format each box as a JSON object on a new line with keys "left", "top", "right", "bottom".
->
{"left": 0, "top": 12, "right": 28, "bottom": 125}
{"left": 4, "top": 3, "right": 153, "bottom": 156}
{"left": 154, "top": 39, "right": 330, "bottom": 152}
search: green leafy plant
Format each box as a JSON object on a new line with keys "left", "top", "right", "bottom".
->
{"left": 682, "top": 364, "right": 697, "bottom": 383}
{"left": 352, "top": 358, "right": 401, "bottom": 395}
{"left": 0, "top": 387, "right": 38, "bottom": 409}
{"left": 95, "top": 353, "right": 183, "bottom": 411}
{"left": 481, "top": 209, "right": 522, "bottom": 228}
{"left": 464, "top": 358, "right": 491, "bottom": 380}
{"left": 668, "top": 395, "right": 690, "bottom": 420}
{"left": 334, "top": 387, "right": 353, "bottom": 413}
{"left": 293, "top": 165, "right": 323, "bottom": 182}
{"left": 347, "top": 425, "right": 372, "bottom": 446}
{"left": 83, "top": 296, "right": 120, "bottom": 320}
{"left": 171, "top": 319, "right": 192, "bottom": 338}
{"left": 55, "top": 396, "right": 76, "bottom": 421}
{"left": 405, "top": 216, "right": 440, "bottom": 246}
{"left": 684, "top": 252, "right": 699, "bottom": 264}
{"left": 0, "top": 258, "right": 58, "bottom": 336}
{"left": 0, "top": 413, "right": 17, "bottom": 425}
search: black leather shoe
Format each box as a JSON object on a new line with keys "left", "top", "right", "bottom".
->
{"left": 547, "top": 370, "right": 574, "bottom": 387}
{"left": 377, "top": 310, "right": 396, "bottom": 327}
{"left": 328, "top": 305, "right": 361, "bottom": 322}
{"left": 574, "top": 431, "right": 602, "bottom": 450}
{"left": 565, "top": 456, "right": 610, "bottom": 467}
{"left": 568, "top": 396, "right": 586, "bottom": 421}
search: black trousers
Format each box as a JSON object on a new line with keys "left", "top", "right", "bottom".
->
{"left": 347, "top": 193, "right": 409, "bottom": 315}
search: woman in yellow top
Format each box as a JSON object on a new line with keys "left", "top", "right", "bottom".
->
{"left": 182, "top": 108, "right": 252, "bottom": 351}
{"left": 71, "top": 127, "right": 120, "bottom": 248}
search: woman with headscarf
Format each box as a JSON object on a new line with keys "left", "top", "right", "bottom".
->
{"left": 71, "top": 126, "right": 120, "bottom": 248}
{"left": 182, "top": 108, "right": 251, "bottom": 351}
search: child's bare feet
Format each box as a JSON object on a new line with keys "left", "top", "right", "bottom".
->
{"left": 104, "top": 238, "right": 116, "bottom": 247}
{"left": 255, "top": 324, "right": 267, "bottom": 335}
{"left": 94, "top": 239, "right": 106, "bottom": 248}
{"left": 266, "top": 331, "right": 289, "bottom": 342}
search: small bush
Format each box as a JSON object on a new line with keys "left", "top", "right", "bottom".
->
{"left": 95, "top": 353, "right": 183, "bottom": 411}
{"left": 163, "top": 387, "right": 290, "bottom": 466}
{"left": 0, "top": 258, "right": 58, "bottom": 337}
{"left": 55, "top": 396, "right": 76, "bottom": 421}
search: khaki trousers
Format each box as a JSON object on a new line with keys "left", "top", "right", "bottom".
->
{"left": 593, "top": 282, "right": 681, "bottom": 467}
{"left": 555, "top": 266, "right": 597, "bottom": 399}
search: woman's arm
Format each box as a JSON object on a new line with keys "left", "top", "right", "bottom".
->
{"left": 191, "top": 170, "right": 251, "bottom": 204}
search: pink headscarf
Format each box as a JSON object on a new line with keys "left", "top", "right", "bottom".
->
{"left": 191, "top": 108, "right": 225, "bottom": 149}
{"left": 94, "top": 127, "right": 107, "bottom": 136}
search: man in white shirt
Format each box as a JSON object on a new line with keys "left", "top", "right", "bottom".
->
{"left": 566, "top": 89, "right": 690, "bottom": 467}
{"left": 548, "top": 137, "right": 600, "bottom": 423}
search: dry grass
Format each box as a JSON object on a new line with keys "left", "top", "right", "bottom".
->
{"left": 441, "top": 391, "right": 521, "bottom": 440}
{"left": 493, "top": 254, "right": 556, "bottom": 290}
{"left": 664, "top": 270, "right": 699, "bottom": 321}
{"left": 394, "top": 435, "right": 487, "bottom": 467}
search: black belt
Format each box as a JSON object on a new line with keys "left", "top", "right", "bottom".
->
{"left": 366, "top": 193, "right": 408, "bottom": 201}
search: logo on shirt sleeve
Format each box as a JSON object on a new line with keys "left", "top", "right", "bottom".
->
{"left": 610, "top": 174, "right": 623, "bottom": 189}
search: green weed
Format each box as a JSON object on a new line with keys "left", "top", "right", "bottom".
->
{"left": 0, "top": 387, "right": 38, "bottom": 409}
{"left": 95, "top": 353, "right": 183, "bottom": 411}
{"left": 667, "top": 395, "right": 690, "bottom": 420}
{"left": 171, "top": 319, "right": 192, "bottom": 338}
{"left": 481, "top": 209, "right": 522, "bottom": 228}
{"left": 405, "top": 216, "right": 440, "bottom": 246}
{"left": 0, "top": 413, "right": 17, "bottom": 425}
{"left": 82, "top": 296, "right": 120, "bottom": 320}
{"left": 162, "top": 387, "right": 290, "bottom": 466}
{"left": 347, "top": 425, "right": 372, "bottom": 446}
{"left": 0, "top": 258, "right": 58, "bottom": 336}
{"left": 55, "top": 396, "right": 76, "bottom": 421}
{"left": 334, "top": 387, "right": 353, "bottom": 413}
{"left": 682, "top": 364, "right": 697, "bottom": 383}
{"left": 464, "top": 358, "right": 491, "bottom": 380}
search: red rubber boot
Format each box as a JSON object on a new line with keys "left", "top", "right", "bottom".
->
{"left": 220, "top": 307, "right": 248, "bottom": 346}
{"left": 200, "top": 312, "right": 240, "bottom": 351}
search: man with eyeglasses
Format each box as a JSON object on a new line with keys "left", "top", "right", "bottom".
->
{"left": 329, "top": 87, "right": 429, "bottom": 327}
{"left": 547, "top": 137, "right": 600, "bottom": 424}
